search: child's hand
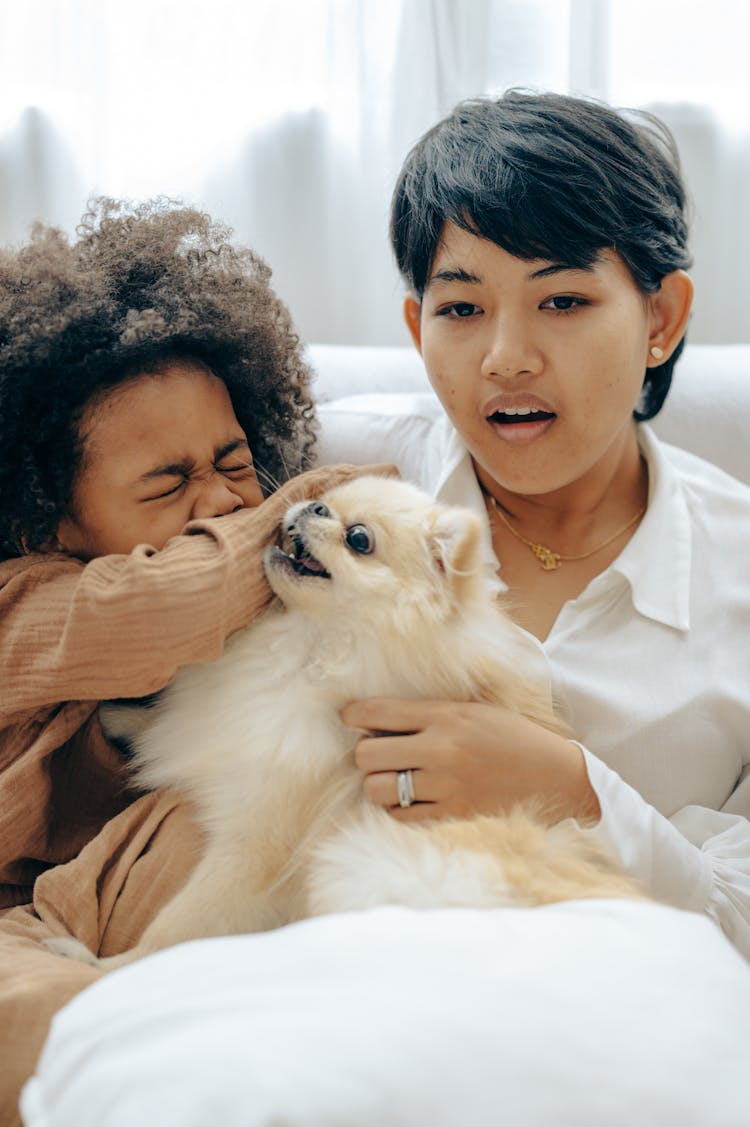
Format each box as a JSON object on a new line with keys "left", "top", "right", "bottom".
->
{"left": 342, "top": 698, "right": 600, "bottom": 825}
{"left": 223, "top": 463, "right": 399, "bottom": 546}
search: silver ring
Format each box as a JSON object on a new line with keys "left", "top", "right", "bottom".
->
{"left": 396, "top": 769, "right": 416, "bottom": 808}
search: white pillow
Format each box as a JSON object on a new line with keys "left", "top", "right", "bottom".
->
{"left": 22, "top": 902, "right": 750, "bottom": 1127}
{"left": 307, "top": 342, "right": 750, "bottom": 485}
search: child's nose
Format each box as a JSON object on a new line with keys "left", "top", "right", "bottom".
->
{"left": 191, "top": 476, "right": 245, "bottom": 520}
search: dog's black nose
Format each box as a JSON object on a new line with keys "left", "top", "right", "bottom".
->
{"left": 303, "top": 501, "right": 331, "bottom": 519}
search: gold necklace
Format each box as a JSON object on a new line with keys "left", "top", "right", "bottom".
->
{"left": 484, "top": 492, "right": 647, "bottom": 572}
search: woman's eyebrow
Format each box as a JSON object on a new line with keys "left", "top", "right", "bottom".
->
{"left": 527, "top": 262, "right": 598, "bottom": 281}
{"left": 428, "top": 262, "right": 600, "bottom": 289}
{"left": 427, "top": 267, "right": 482, "bottom": 288}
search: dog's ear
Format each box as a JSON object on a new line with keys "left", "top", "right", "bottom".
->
{"left": 428, "top": 506, "right": 482, "bottom": 583}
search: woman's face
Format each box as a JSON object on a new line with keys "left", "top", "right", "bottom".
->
{"left": 56, "top": 361, "right": 264, "bottom": 559}
{"left": 405, "top": 222, "right": 675, "bottom": 502}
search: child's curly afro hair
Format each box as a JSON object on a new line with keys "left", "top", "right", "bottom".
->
{"left": 0, "top": 198, "right": 317, "bottom": 557}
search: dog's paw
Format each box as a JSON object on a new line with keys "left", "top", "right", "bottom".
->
{"left": 44, "top": 935, "right": 101, "bottom": 967}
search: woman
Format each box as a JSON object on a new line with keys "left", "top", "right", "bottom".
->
{"left": 319, "top": 91, "right": 750, "bottom": 958}
{"left": 0, "top": 199, "right": 374, "bottom": 1120}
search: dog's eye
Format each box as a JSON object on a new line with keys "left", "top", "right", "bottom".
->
{"left": 344, "top": 524, "right": 374, "bottom": 555}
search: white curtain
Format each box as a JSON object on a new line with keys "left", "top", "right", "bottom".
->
{"left": 0, "top": 0, "right": 748, "bottom": 345}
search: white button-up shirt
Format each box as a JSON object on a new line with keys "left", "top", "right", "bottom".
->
{"left": 318, "top": 392, "right": 750, "bottom": 958}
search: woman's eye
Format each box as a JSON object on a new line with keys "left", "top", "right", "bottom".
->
{"left": 542, "top": 295, "right": 588, "bottom": 312}
{"left": 345, "top": 524, "right": 374, "bottom": 555}
{"left": 438, "top": 302, "right": 481, "bottom": 319}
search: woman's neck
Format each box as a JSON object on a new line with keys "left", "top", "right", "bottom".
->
{"left": 475, "top": 426, "right": 649, "bottom": 641}
{"left": 474, "top": 425, "right": 648, "bottom": 557}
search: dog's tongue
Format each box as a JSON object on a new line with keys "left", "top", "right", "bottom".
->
{"left": 298, "top": 553, "right": 326, "bottom": 573}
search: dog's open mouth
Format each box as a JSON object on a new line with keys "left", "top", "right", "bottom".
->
{"left": 280, "top": 534, "right": 331, "bottom": 579}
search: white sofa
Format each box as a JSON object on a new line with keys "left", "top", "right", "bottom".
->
{"left": 21, "top": 341, "right": 750, "bottom": 1127}
{"left": 308, "top": 341, "right": 750, "bottom": 485}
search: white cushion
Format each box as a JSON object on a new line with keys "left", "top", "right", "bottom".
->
{"left": 307, "top": 343, "right": 750, "bottom": 485}
{"left": 22, "top": 903, "right": 750, "bottom": 1127}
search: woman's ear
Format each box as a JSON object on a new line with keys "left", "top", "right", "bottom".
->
{"left": 403, "top": 293, "right": 423, "bottom": 353}
{"left": 647, "top": 269, "right": 694, "bottom": 365}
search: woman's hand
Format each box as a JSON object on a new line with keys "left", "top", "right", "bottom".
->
{"left": 342, "top": 698, "right": 601, "bottom": 825}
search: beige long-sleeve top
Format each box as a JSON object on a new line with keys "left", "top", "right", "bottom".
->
{"left": 0, "top": 465, "right": 371, "bottom": 907}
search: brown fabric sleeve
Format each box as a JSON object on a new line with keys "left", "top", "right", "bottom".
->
{"left": 0, "top": 921, "right": 100, "bottom": 1127}
{"left": 1, "top": 463, "right": 393, "bottom": 715}
{"left": 0, "top": 708, "right": 131, "bottom": 903}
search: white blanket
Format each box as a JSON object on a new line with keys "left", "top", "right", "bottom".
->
{"left": 22, "top": 901, "right": 750, "bottom": 1127}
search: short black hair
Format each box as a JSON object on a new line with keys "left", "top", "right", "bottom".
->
{"left": 391, "top": 90, "right": 692, "bottom": 420}
{"left": 0, "top": 199, "right": 317, "bottom": 558}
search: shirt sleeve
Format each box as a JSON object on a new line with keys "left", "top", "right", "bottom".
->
{"left": 1, "top": 463, "right": 387, "bottom": 717}
{"left": 579, "top": 747, "right": 750, "bottom": 960}
{"left": 1, "top": 512, "right": 276, "bottom": 716}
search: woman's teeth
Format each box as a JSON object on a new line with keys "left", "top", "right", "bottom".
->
{"left": 491, "top": 408, "right": 554, "bottom": 422}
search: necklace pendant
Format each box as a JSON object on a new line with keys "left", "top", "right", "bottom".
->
{"left": 532, "top": 544, "right": 562, "bottom": 570}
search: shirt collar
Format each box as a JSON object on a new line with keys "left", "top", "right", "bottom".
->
{"left": 609, "top": 424, "right": 692, "bottom": 632}
{"left": 430, "top": 417, "right": 692, "bottom": 632}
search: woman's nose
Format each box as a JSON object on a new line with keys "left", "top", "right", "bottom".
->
{"left": 480, "top": 316, "right": 541, "bottom": 380}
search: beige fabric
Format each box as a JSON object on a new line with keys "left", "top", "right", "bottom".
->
{"left": 0, "top": 791, "right": 200, "bottom": 1127}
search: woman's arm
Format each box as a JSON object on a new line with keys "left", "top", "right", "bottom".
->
{"left": 579, "top": 750, "right": 750, "bottom": 959}
{"left": 347, "top": 698, "right": 750, "bottom": 960}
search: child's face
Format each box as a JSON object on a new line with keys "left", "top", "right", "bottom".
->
{"left": 56, "top": 362, "right": 263, "bottom": 559}
{"left": 405, "top": 223, "right": 660, "bottom": 501}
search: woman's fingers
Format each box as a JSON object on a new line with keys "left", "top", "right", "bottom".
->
{"left": 361, "top": 767, "right": 448, "bottom": 807}
{"left": 342, "top": 697, "right": 445, "bottom": 735}
{"left": 353, "top": 733, "right": 434, "bottom": 773}
{"left": 342, "top": 697, "right": 596, "bottom": 823}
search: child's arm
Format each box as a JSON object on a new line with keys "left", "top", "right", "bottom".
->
{"left": 1, "top": 464, "right": 387, "bottom": 715}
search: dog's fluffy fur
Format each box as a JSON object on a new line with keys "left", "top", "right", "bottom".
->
{"left": 52, "top": 476, "right": 639, "bottom": 970}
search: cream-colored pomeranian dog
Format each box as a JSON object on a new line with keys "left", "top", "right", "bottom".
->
{"left": 53, "top": 476, "right": 639, "bottom": 971}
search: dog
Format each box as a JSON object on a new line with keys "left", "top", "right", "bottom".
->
{"left": 51, "top": 476, "right": 639, "bottom": 970}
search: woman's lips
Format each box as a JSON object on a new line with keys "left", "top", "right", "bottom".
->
{"left": 485, "top": 403, "right": 557, "bottom": 444}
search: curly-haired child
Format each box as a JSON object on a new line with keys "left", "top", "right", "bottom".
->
{"left": 0, "top": 198, "right": 377, "bottom": 1121}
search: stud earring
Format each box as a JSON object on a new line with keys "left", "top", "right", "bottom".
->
{"left": 650, "top": 345, "right": 664, "bottom": 361}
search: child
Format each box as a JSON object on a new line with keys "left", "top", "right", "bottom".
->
{"left": 318, "top": 90, "right": 750, "bottom": 959}
{"left": 0, "top": 199, "right": 379, "bottom": 1119}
